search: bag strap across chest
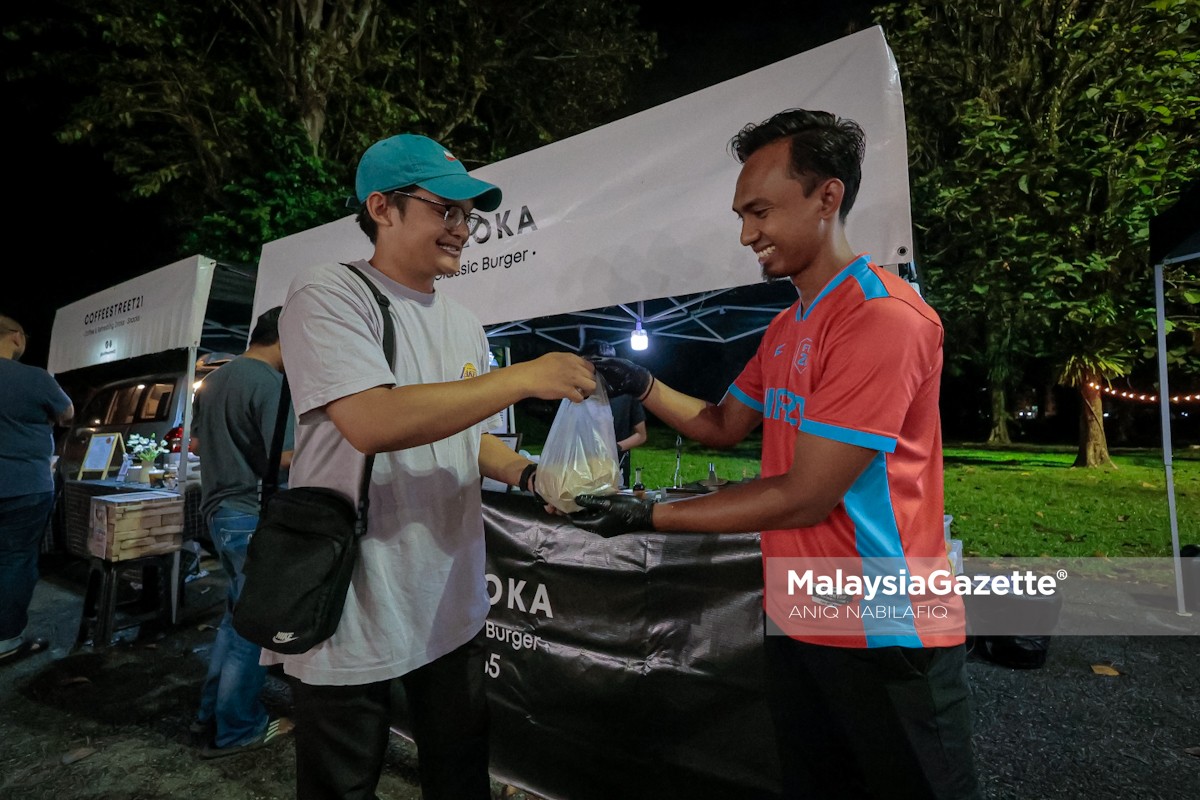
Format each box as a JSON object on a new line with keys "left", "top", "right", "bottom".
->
{"left": 261, "top": 262, "right": 397, "bottom": 534}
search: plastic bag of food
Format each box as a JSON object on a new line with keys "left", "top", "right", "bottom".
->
{"left": 536, "top": 376, "right": 622, "bottom": 513}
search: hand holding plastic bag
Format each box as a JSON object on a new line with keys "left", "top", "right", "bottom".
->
{"left": 535, "top": 376, "right": 622, "bottom": 513}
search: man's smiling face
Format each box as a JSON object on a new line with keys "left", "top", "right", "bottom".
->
{"left": 392, "top": 188, "right": 475, "bottom": 280}
{"left": 732, "top": 138, "right": 832, "bottom": 284}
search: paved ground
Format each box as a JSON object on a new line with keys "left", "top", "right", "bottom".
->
{"left": 0, "top": 553, "right": 541, "bottom": 800}
{"left": 1, "top": 553, "right": 1197, "bottom": 799}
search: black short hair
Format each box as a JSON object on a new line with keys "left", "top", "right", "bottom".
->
{"left": 580, "top": 339, "right": 616, "bottom": 358}
{"left": 355, "top": 186, "right": 412, "bottom": 243}
{"left": 729, "top": 109, "right": 866, "bottom": 222}
{"left": 250, "top": 306, "right": 283, "bottom": 346}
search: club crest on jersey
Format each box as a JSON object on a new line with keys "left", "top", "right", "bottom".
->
{"left": 460, "top": 362, "right": 479, "bottom": 379}
{"left": 793, "top": 338, "right": 813, "bottom": 375}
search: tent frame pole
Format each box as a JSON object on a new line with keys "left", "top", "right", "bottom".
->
{"left": 1154, "top": 260, "right": 1190, "bottom": 617}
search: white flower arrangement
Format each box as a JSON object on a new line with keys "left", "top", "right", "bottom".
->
{"left": 127, "top": 433, "right": 168, "bottom": 465}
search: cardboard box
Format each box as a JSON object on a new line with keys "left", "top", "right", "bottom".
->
{"left": 88, "top": 491, "right": 184, "bottom": 561}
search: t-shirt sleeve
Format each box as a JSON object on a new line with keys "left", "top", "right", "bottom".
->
{"left": 279, "top": 277, "right": 396, "bottom": 416}
{"left": 43, "top": 372, "right": 72, "bottom": 419}
{"left": 799, "top": 299, "right": 941, "bottom": 453}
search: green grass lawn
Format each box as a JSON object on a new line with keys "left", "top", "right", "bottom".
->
{"left": 517, "top": 415, "right": 763, "bottom": 490}
{"left": 515, "top": 411, "right": 1197, "bottom": 557}
{"left": 943, "top": 445, "right": 1198, "bottom": 558}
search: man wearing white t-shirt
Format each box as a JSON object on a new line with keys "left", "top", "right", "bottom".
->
{"left": 274, "top": 134, "right": 595, "bottom": 800}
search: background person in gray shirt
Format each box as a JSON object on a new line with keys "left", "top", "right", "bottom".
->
{"left": 190, "top": 306, "right": 295, "bottom": 758}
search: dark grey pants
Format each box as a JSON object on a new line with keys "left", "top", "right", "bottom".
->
{"left": 293, "top": 631, "right": 490, "bottom": 800}
{"left": 763, "top": 637, "right": 981, "bottom": 800}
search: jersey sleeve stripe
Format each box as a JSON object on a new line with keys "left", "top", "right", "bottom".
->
{"left": 799, "top": 418, "right": 897, "bottom": 453}
{"left": 728, "top": 383, "right": 764, "bottom": 412}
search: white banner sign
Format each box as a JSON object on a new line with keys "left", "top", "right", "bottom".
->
{"left": 253, "top": 26, "right": 911, "bottom": 327}
{"left": 48, "top": 255, "right": 216, "bottom": 374}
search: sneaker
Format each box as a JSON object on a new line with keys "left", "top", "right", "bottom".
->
{"left": 198, "top": 716, "right": 294, "bottom": 759}
{"left": 0, "top": 637, "right": 49, "bottom": 666}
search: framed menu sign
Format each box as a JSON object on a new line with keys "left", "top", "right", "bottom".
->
{"left": 77, "top": 432, "right": 125, "bottom": 480}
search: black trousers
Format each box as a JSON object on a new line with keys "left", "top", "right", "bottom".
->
{"left": 292, "top": 631, "right": 490, "bottom": 800}
{"left": 763, "top": 637, "right": 980, "bottom": 800}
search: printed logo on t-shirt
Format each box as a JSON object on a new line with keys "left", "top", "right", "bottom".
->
{"left": 460, "top": 362, "right": 479, "bottom": 379}
{"left": 764, "top": 388, "right": 804, "bottom": 428}
{"left": 793, "top": 338, "right": 814, "bottom": 375}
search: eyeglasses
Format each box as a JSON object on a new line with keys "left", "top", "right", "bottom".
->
{"left": 390, "top": 191, "right": 485, "bottom": 236}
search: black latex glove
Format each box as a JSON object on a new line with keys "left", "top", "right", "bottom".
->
{"left": 571, "top": 493, "right": 656, "bottom": 537}
{"left": 587, "top": 356, "right": 653, "bottom": 399}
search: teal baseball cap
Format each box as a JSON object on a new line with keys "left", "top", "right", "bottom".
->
{"left": 351, "top": 134, "right": 502, "bottom": 211}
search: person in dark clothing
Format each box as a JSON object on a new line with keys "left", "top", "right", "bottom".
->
{"left": 579, "top": 340, "right": 647, "bottom": 488}
{"left": 0, "top": 313, "right": 73, "bottom": 665}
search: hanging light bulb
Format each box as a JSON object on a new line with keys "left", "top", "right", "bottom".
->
{"left": 630, "top": 320, "right": 648, "bottom": 351}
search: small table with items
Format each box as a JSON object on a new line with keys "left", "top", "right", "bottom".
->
{"left": 61, "top": 478, "right": 203, "bottom": 648}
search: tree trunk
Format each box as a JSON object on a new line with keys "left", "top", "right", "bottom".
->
{"left": 987, "top": 385, "right": 1011, "bottom": 444}
{"left": 1042, "top": 383, "right": 1058, "bottom": 418}
{"left": 1073, "top": 377, "right": 1114, "bottom": 467}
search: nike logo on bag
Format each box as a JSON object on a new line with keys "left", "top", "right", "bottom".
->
{"left": 272, "top": 632, "right": 298, "bottom": 644}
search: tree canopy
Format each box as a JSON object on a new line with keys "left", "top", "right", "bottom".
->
{"left": 876, "top": 0, "right": 1200, "bottom": 463}
{"left": 6, "top": 0, "right": 659, "bottom": 263}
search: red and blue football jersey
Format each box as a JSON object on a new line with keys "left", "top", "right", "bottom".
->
{"left": 731, "top": 255, "right": 962, "bottom": 648}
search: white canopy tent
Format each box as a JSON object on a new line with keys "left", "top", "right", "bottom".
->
{"left": 47, "top": 255, "right": 255, "bottom": 480}
{"left": 48, "top": 255, "right": 216, "bottom": 377}
{"left": 1149, "top": 181, "right": 1200, "bottom": 616}
{"left": 252, "top": 26, "right": 914, "bottom": 345}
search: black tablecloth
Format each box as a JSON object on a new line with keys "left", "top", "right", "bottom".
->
{"left": 394, "top": 491, "right": 782, "bottom": 800}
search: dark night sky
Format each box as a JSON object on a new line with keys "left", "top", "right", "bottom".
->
{"left": 6, "top": 1, "right": 878, "bottom": 370}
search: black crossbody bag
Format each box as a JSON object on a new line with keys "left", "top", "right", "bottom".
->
{"left": 232, "top": 263, "right": 394, "bottom": 654}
